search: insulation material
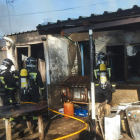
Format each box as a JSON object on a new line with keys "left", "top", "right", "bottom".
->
{"left": 110, "top": 89, "right": 138, "bottom": 107}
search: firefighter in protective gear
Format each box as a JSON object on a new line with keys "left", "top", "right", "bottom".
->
{"left": 20, "top": 57, "right": 44, "bottom": 123}
{"left": 20, "top": 57, "right": 44, "bottom": 103}
{"left": 0, "top": 58, "right": 19, "bottom": 106}
{"left": 94, "top": 52, "right": 116, "bottom": 104}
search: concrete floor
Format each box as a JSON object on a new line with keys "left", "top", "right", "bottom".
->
{"left": 0, "top": 116, "right": 133, "bottom": 140}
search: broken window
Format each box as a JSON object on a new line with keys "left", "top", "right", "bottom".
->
{"left": 127, "top": 45, "right": 140, "bottom": 81}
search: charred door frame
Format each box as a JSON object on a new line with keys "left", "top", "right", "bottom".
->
{"left": 106, "top": 44, "right": 126, "bottom": 82}
{"left": 15, "top": 45, "right": 31, "bottom": 70}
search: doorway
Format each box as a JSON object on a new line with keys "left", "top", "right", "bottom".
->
{"left": 15, "top": 43, "right": 46, "bottom": 82}
{"left": 106, "top": 45, "right": 125, "bottom": 81}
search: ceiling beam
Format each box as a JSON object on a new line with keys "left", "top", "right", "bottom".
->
{"left": 61, "top": 17, "right": 140, "bottom": 34}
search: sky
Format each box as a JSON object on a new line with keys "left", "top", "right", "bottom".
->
{"left": 0, "top": 0, "right": 140, "bottom": 36}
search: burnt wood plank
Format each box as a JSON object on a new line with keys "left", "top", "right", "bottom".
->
{"left": 5, "top": 118, "right": 11, "bottom": 140}
{"left": 0, "top": 104, "right": 47, "bottom": 119}
{"left": 38, "top": 114, "right": 44, "bottom": 140}
{"left": 25, "top": 115, "right": 33, "bottom": 135}
{"left": 18, "top": 133, "right": 41, "bottom": 140}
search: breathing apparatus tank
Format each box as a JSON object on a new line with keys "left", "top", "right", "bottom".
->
{"left": 100, "top": 62, "right": 107, "bottom": 89}
{"left": 20, "top": 69, "right": 28, "bottom": 94}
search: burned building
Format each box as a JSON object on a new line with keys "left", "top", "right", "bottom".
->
{"left": 2, "top": 5, "right": 140, "bottom": 140}
{"left": 3, "top": 31, "right": 69, "bottom": 109}
{"left": 37, "top": 5, "right": 140, "bottom": 106}
{"left": 3, "top": 5, "right": 140, "bottom": 110}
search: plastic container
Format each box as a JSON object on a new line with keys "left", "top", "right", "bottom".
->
{"left": 74, "top": 107, "right": 78, "bottom": 116}
{"left": 64, "top": 102, "right": 74, "bottom": 118}
{"left": 58, "top": 108, "right": 64, "bottom": 116}
{"left": 77, "top": 108, "right": 88, "bottom": 117}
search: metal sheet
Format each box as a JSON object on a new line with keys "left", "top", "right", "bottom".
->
{"left": 58, "top": 76, "right": 90, "bottom": 87}
{"left": 125, "top": 105, "right": 140, "bottom": 140}
{"left": 62, "top": 17, "right": 140, "bottom": 34}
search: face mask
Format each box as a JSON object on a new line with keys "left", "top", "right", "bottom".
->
{"left": 0, "top": 65, "right": 7, "bottom": 70}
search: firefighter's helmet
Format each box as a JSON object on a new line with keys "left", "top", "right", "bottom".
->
{"left": 25, "top": 57, "right": 36, "bottom": 68}
{"left": 0, "top": 58, "right": 14, "bottom": 71}
{"left": 97, "top": 52, "right": 106, "bottom": 65}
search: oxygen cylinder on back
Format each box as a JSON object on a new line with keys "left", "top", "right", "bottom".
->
{"left": 20, "top": 69, "right": 28, "bottom": 94}
{"left": 100, "top": 63, "right": 107, "bottom": 89}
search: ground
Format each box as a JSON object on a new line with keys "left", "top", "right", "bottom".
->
{"left": 0, "top": 115, "right": 133, "bottom": 140}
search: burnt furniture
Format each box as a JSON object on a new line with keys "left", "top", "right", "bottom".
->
{"left": 0, "top": 103, "right": 47, "bottom": 140}
{"left": 59, "top": 76, "right": 90, "bottom": 104}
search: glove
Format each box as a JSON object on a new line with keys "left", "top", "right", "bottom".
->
{"left": 12, "top": 70, "right": 19, "bottom": 78}
{"left": 111, "top": 87, "right": 115, "bottom": 93}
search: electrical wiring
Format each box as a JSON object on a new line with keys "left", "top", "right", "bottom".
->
{"left": 0, "top": 0, "right": 126, "bottom": 17}
{"left": 20, "top": 102, "right": 88, "bottom": 140}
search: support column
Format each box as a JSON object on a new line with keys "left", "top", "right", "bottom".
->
{"left": 89, "top": 29, "right": 96, "bottom": 140}
{"left": 38, "top": 114, "right": 44, "bottom": 140}
{"left": 5, "top": 118, "right": 11, "bottom": 140}
{"left": 25, "top": 115, "right": 33, "bottom": 134}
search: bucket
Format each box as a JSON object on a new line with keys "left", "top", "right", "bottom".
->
{"left": 58, "top": 108, "right": 64, "bottom": 116}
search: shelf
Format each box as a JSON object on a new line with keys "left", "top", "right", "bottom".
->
{"left": 71, "top": 101, "right": 88, "bottom": 104}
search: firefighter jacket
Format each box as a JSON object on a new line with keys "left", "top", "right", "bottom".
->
{"left": 28, "top": 68, "right": 44, "bottom": 91}
{"left": 0, "top": 70, "right": 19, "bottom": 90}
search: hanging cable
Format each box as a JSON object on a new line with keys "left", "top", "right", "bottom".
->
{"left": 0, "top": 0, "right": 126, "bottom": 17}
{"left": 6, "top": 0, "right": 12, "bottom": 34}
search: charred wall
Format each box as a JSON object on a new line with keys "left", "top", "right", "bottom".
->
{"left": 46, "top": 35, "right": 69, "bottom": 109}
{"left": 70, "top": 30, "right": 140, "bottom": 53}
{"left": 69, "top": 30, "right": 140, "bottom": 99}
{"left": 4, "top": 32, "right": 70, "bottom": 109}
{"left": 5, "top": 29, "right": 140, "bottom": 108}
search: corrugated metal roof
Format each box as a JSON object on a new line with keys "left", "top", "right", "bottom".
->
{"left": 5, "top": 30, "right": 37, "bottom": 37}
{"left": 58, "top": 75, "right": 90, "bottom": 87}
{"left": 5, "top": 5, "right": 140, "bottom": 36}
{"left": 37, "top": 5, "right": 140, "bottom": 34}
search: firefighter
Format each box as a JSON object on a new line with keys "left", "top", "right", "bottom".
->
{"left": 20, "top": 56, "right": 44, "bottom": 103}
{"left": 94, "top": 52, "right": 116, "bottom": 104}
{"left": 20, "top": 57, "right": 44, "bottom": 124}
{"left": 0, "top": 58, "right": 19, "bottom": 106}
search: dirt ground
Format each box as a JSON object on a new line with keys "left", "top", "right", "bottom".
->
{"left": 0, "top": 115, "right": 133, "bottom": 140}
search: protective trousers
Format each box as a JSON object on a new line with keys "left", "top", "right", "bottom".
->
{"left": 95, "top": 83, "right": 112, "bottom": 104}
{"left": 21, "top": 88, "right": 40, "bottom": 103}
{"left": 3, "top": 89, "right": 16, "bottom": 106}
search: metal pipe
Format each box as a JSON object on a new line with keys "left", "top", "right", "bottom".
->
{"left": 81, "top": 43, "right": 84, "bottom": 76}
{"left": 89, "top": 30, "right": 94, "bottom": 82}
{"left": 89, "top": 29, "right": 96, "bottom": 140}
